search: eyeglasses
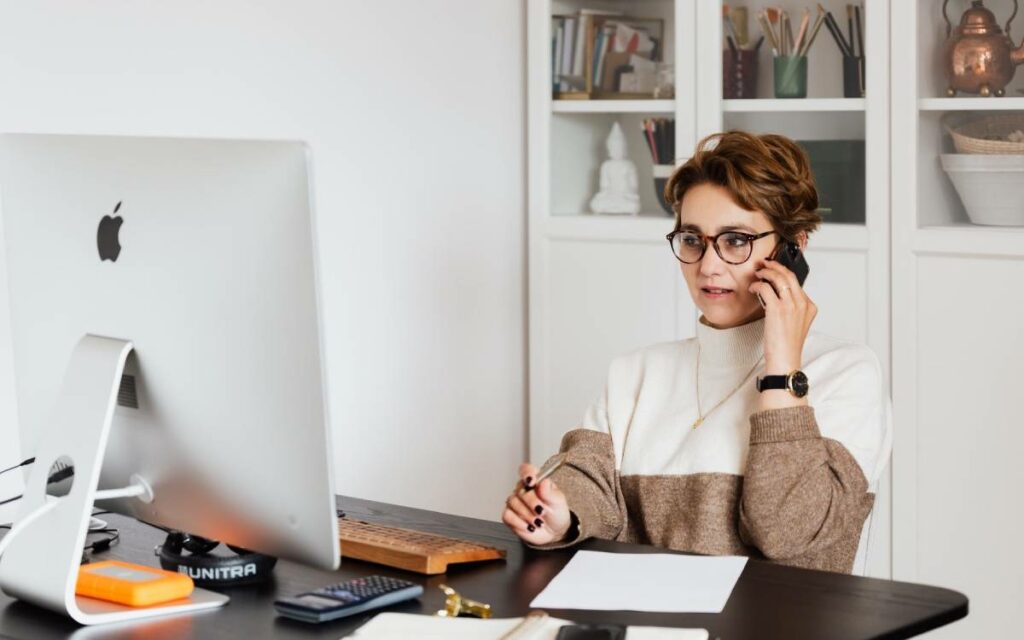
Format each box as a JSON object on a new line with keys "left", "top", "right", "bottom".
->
{"left": 666, "top": 229, "right": 777, "bottom": 265}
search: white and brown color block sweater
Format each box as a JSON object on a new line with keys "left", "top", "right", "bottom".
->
{"left": 534, "top": 318, "right": 892, "bottom": 574}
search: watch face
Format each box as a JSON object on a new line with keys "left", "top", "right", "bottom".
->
{"left": 789, "top": 371, "right": 810, "bottom": 397}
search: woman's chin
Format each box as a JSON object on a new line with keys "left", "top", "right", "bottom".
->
{"left": 699, "top": 304, "right": 761, "bottom": 329}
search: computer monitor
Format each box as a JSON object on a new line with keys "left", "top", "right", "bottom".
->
{"left": 0, "top": 133, "right": 339, "bottom": 624}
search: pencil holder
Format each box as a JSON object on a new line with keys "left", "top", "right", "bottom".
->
{"left": 652, "top": 164, "right": 675, "bottom": 216}
{"left": 773, "top": 55, "right": 807, "bottom": 99}
{"left": 723, "top": 49, "right": 759, "bottom": 99}
{"left": 843, "top": 56, "right": 865, "bottom": 97}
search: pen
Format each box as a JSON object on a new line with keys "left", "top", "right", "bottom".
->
{"left": 517, "top": 453, "right": 567, "bottom": 496}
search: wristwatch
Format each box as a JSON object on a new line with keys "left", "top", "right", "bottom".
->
{"left": 756, "top": 370, "right": 810, "bottom": 398}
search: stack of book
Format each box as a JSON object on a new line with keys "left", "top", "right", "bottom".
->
{"left": 552, "top": 10, "right": 663, "bottom": 99}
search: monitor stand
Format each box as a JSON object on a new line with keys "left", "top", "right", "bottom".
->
{"left": 0, "top": 335, "right": 229, "bottom": 625}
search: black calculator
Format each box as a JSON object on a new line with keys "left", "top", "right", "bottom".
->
{"left": 274, "top": 575, "right": 424, "bottom": 623}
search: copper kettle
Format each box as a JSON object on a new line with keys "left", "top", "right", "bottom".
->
{"left": 943, "top": 0, "right": 1024, "bottom": 96}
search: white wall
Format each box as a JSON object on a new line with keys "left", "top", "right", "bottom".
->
{"left": 0, "top": 0, "right": 526, "bottom": 521}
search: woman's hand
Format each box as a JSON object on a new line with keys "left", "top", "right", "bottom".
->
{"left": 501, "top": 463, "right": 572, "bottom": 546}
{"left": 748, "top": 258, "right": 817, "bottom": 383}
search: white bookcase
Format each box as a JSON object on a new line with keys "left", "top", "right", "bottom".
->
{"left": 891, "top": 2, "right": 1024, "bottom": 637}
{"left": 528, "top": 0, "right": 891, "bottom": 578}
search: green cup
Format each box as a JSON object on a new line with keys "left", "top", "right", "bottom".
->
{"left": 773, "top": 56, "right": 807, "bottom": 99}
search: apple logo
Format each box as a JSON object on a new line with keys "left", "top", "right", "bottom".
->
{"left": 97, "top": 201, "right": 123, "bottom": 262}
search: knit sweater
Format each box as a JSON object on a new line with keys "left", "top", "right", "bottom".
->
{"left": 532, "top": 317, "right": 892, "bottom": 574}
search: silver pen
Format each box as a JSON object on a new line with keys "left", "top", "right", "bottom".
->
{"left": 516, "top": 453, "right": 567, "bottom": 497}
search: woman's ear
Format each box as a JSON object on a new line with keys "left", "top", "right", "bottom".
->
{"left": 796, "top": 231, "right": 808, "bottom": 250}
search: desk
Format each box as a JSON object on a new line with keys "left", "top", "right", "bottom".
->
{"left": 0, "top": 495, "right": 967, "bottom": 639}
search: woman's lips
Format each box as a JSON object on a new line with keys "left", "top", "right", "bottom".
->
{"left": 701, "top": 287, "right": 734, "bottom": 300}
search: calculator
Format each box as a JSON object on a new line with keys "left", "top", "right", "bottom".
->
{"left": 273, "top": 575, "right": 424, "bottom": 623}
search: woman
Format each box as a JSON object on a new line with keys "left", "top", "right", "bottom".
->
{"left": 502, "top": 131, "right": 891, "bottom": 574}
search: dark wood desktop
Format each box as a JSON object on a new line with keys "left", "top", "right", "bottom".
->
{"left": 0, "top": 495, "right": 967, "bottom": 639}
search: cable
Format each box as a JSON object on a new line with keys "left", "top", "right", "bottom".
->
{"left": 0, "top": 457, "right": 34, "bottom": 477}
{"left": 0, "top": 461, "right": 76, "bottom": 507}
{"left": 81, "top": 527, "right": 120, "bottom": 562}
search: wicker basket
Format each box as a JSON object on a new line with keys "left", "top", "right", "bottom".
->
{"left": 944, "top": 113, "right": 1024, "bottom": 154}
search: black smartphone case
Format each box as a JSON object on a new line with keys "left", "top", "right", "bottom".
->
{"left": 554, "top": 623, "right": 628, "bottom": 640}
{"left": 772, "top": 241, "right": 809, "bottom": 286}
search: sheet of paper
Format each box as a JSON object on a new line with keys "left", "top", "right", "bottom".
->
{"left": 345, "top": 612, "right": 708, "bottom": 640}
{"left": 530, "top": 551, "right": 748, "bottom": 613}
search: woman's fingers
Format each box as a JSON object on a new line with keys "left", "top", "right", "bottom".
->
{"left": 505, "top": 493, "right": 539, "bottom": 531}
{"left": 754, "top": 266, "right": 795, "bottom": 301}
{"left": 748, "top": 280, "right": 779, "bottom": 307}
{"left": 517, "top": 463, "right": 540, "bottom": 490}
{"left": 760, "top": 261, "right": 804, "bottom": 302}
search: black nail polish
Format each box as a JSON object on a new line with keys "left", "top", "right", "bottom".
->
{"left": 527, "top": 524, "right": 535, "bottom": 532}
{"left": 535, "top": 505, "right": 543, "bottom": 515}
{"left": 525, "top": 476, "right": 533, "bottom": 484}
{"left": 534, "top": 518, "right": 543, "bottom": 527}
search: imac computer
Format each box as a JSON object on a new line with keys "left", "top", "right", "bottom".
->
{"left": 0, "top": 133, "right": 339, "bottom": 625}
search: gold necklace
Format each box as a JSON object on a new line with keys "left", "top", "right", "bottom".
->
{"left": 692, "top": 342, "right": 763, "bottom": 429}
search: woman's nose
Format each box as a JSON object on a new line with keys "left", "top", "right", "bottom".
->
{"left": 698, "top": 244, "right": 725, "bottom": 276}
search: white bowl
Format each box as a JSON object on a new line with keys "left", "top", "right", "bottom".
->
{"left": 940, "top": 154, "right": 1024, "bottom": 226}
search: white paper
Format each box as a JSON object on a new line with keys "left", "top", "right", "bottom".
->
{"left": 530, "top": 551, "right": 748, "bottom": 613}
{"left": 345, "top": 612, "right": 708, "bottom": 640}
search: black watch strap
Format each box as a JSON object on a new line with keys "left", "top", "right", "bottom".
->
{"left": 756, "top": 370, "right": 810, "bottom": 398}
{"left": 756, "top": 375, "right": 788, "bottom": 392}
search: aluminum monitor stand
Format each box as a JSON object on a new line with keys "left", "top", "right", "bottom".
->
{"left": 0, "top": 335, "right": 228, "bottom": 625}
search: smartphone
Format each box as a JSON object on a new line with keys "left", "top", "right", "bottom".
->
{"left": 554, "top": 623, "right": 627, "bottom": 640}
{"left": 757, "top": 241, "right": 809, "bottom": 306}
{"left": 769, "top": 240, "right": 809, "bottom": 287}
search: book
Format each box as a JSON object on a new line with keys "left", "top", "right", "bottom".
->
{"left": 553, "top": 18, "right": 565, "bottom": 92}
{"left": 562, "top": 17, "right": 576, "bottom": 86}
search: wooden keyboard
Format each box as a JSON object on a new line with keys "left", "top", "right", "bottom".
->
{"left": 338, "top": 518, "right": 506, "bottom": 575}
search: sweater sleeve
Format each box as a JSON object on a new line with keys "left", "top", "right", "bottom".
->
{"left": 738, "top": 348, "right": 891, "bottom": 569}
{"left": 527, "top": 388, "right": 627, "bottom": 550}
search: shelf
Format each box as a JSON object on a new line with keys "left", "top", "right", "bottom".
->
{"left": 544, "top": 215, "right": 869, "bottom": 251}
{"left": 722, "top": 98, "right": 865, "bottom": 113}
{"left": 913, "top": 224, "right": 1024, "bottom": 258}
{"left": 552, "top": 99, "right": 675, "bottom": 114}
{"left": 918, "top": 97, "right": 1024, "bottom": 111}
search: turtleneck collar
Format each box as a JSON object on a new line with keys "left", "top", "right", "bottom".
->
{"left": 696, "top": 315, "right": 765, "bottom": 369}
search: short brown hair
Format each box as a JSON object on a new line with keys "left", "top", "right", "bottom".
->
{"left": 664, "top": 131, "right": 822, "bottom": 241}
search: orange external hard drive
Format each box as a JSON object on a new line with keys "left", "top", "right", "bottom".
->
{"left": 76, "top": 560, "right": 194, "bottom": 607}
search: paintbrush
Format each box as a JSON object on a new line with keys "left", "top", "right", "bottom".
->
{"left": 783, "top": 9, "right": 795, "bottom": 56}
{"left": 723, "top": 5, "right": 740, "bottom": 52}
{"left": 854, "top": 4, "right": 865, "bottom": 59}
{"left": 798, "top": 6, "right": 827, "bottom": 57}
{"left": 758, "top": 11, "right": 780, "bottom": 56}
{"left": 820, "top": 3, "right": 853, "bottom": 57}
{"left": 847, "top": 4, "right": 856, "bottom": 57}
{"left": 766, "top": 6, "right": 782, "bottom": 54}
{"left": 733, "top": 6, "right": 749, "bottom": 48}
{"left": 794, "top": 8, "right": 810, "bottom": 58}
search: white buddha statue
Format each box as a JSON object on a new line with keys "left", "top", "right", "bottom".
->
{"left": 590, "top": 122, "right": 641, "bottom": 215}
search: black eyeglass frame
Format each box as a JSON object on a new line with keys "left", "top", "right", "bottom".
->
{"left": 665, "top": 229, "right": 777, "bottom": 265}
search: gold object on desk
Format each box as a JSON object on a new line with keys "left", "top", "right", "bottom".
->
{"left": 436, "top": 584, "right": 492, "bottom": 618}
{"left": 943, "top": 0, "right": 1024, "bottom": 97}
